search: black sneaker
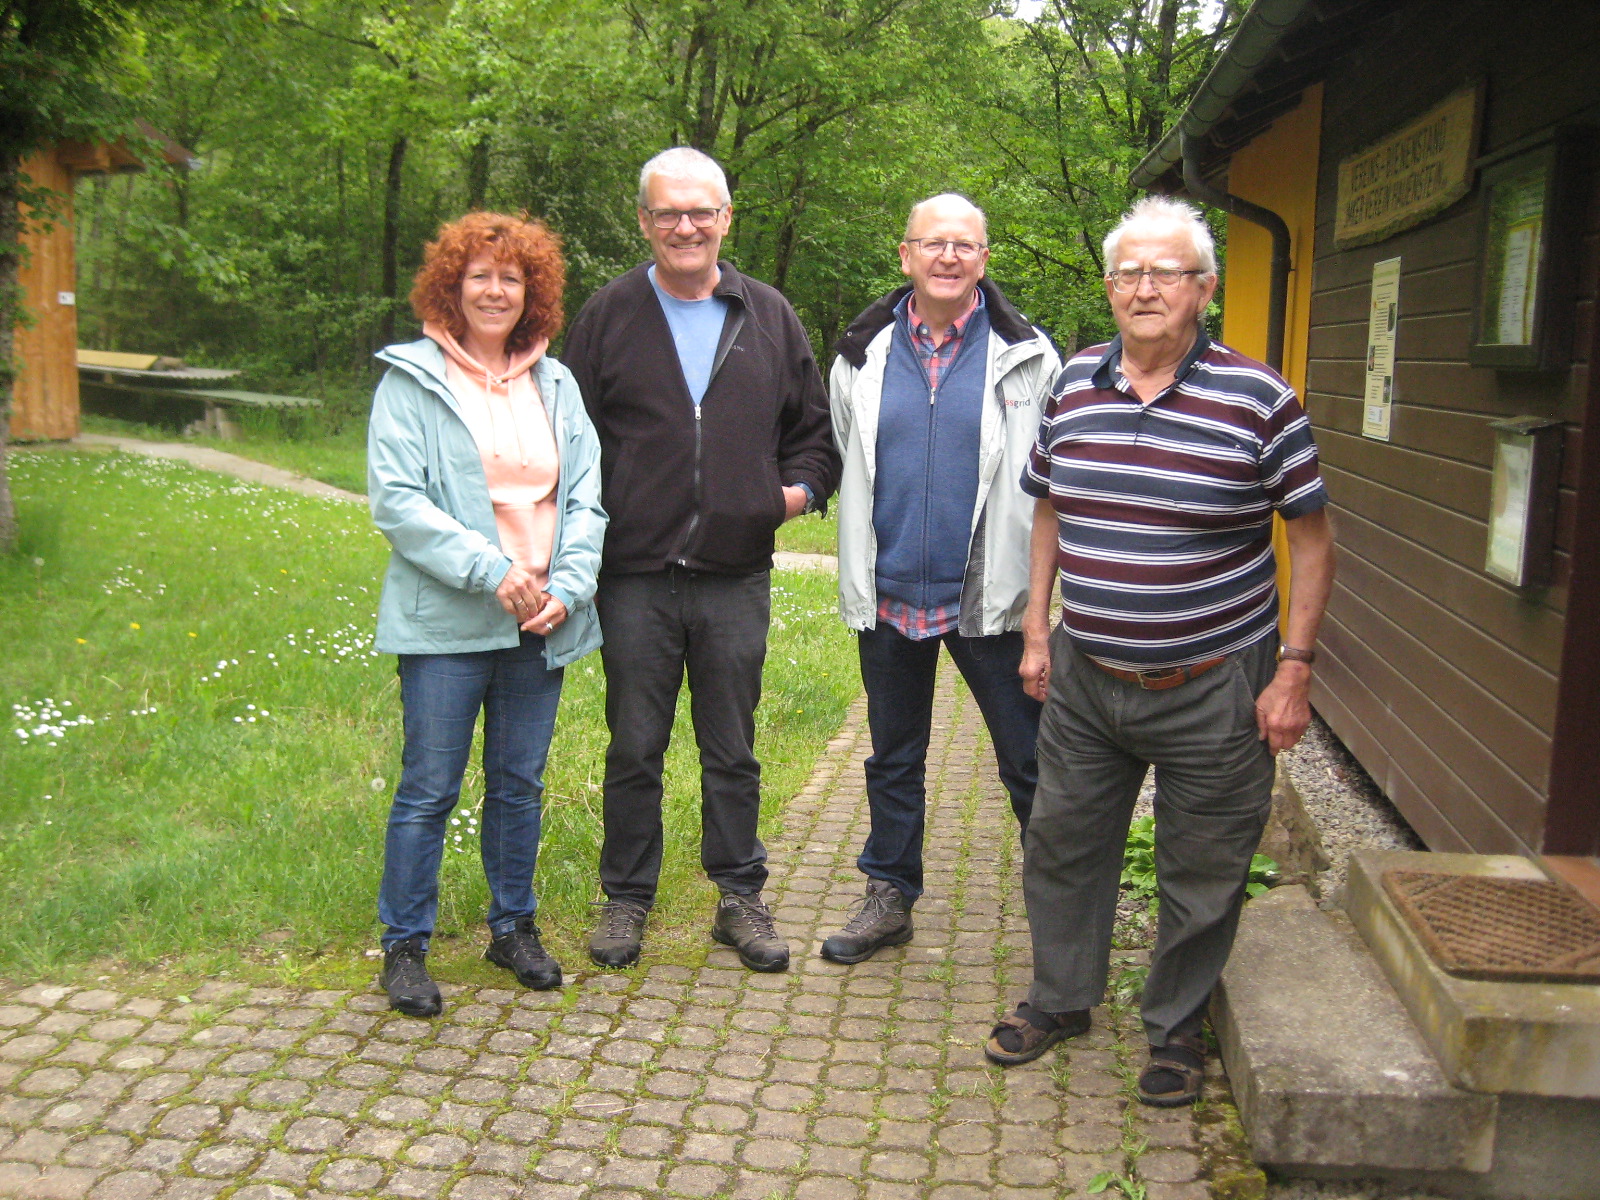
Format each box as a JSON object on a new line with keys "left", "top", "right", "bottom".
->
{"left": 380, "top": 936, "right": 442, "bottom": 1017}
{"left": 485, "top": 917, "right": 562, "bottom": 990}
{"left": 588, "top": 899, "right": 648, "bottom": 968}
{"left": 711, "top": 892, "right": 790, "bottom": 972}
{"left": 820, "top": 879, "right": 913, "bottom": 963}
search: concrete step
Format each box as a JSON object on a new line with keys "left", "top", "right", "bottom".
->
{"left": 1345, "top": 848, "right": 1600, "bottom": 1098}
{"left": 1213, "top": 884, "right": 1497, "bottom": 1173}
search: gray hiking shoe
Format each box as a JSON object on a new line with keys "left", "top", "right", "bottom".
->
{"left": 711, "top": 892, "right": 790, "bottom": 972}
{"left": 820, "top": 879, "right": 913, "bottom": 963}
{"left": 588, "top": 899, "right": 648, "bottom": 968}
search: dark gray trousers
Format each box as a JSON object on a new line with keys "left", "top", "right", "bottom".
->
{"left": 595, "top": 568, "right": 771, "bottom": 907}
{"left": 1024, "top": 624, "right": 1277, "bottom": 1047}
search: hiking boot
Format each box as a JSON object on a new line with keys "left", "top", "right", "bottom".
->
{"left": 820, "top": 878, "right": 913, "bottom": 963}
{"left": 588, "top": 899, "right": 648, "bottom": 968}
{"left": 380, "top": 936, "right": 442, "bottom": 1017}
{"left": 711, "top": 891, "right": 790, "bottom": 972}
{"left": 485, "top": 917, "right": 562, "bottom": 990}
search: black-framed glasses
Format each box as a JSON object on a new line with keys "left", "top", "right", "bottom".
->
{"left": 1107, "top": 267, "right": 1203, "bottom": 292}
{"left": 906, "top": 238, "right": 987, "bottom": 260}
{"left": 645, "top": 205, "right": 726, "bottom": 230}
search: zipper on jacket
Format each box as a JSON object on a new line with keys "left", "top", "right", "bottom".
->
{"left": 676, "top": 404, "right": 703, "bottom": 566}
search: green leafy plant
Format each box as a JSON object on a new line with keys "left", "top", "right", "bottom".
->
{"left": 1122, "top": 816, "right": 1280, "bottom": 914}
{"left": 1246, "top": 851, "right": 1281, "bottom": 897}
{"left": 1122, "top": 816, "right": 1158, "bottom": 911}
{"left": 1088, "top": 1170, "right": 1147, "bottom": 1199}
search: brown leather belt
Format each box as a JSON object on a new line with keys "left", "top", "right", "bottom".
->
{"left": 1088, "top": 655, "right": 1227, "bottom": 691}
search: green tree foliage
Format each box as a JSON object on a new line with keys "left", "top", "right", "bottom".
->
{"left": 976, "top": 0, "right": 1243, "bottom": 350}
{"left": 2, "top": 0, "right": 190, "bottom": 552}
{"left": 67, "top": 0, "right": 1236, "bottom": 401}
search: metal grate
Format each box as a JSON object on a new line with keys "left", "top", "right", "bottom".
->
{"left": 1383, "top": 869, "right": 1600, "bottom": 984}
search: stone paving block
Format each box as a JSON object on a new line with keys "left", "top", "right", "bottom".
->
{"left": 190, "top": 1143, "right": 261, "bottom": 1177}
{"left": 533, "top": 1149, "right": 600, "bottom": 1184}
{"left": 85, "top": 1171, "right": 164, "bottom": 1200}
{"left": 36, "top": 1101, "right": 105, "bottom": 1132}
{"left": 388, "top": 1167, "right": 452, "bottom": 1199}
{"left": 160, "top": 1180, "right": 226, "bottom": 1200}
{"left": 0, "top": 670, "right": 1234, "bottom": 1200}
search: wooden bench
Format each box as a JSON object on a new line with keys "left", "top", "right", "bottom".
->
{"left": 77, "top": 350, "right": 320, "bottom": 439}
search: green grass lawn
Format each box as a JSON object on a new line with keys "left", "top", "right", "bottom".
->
{"left": 0, "top": 448, "right": 859, "bottom": 990}
{"left": 81, "top": 412, "right": 840, "bottom": 555}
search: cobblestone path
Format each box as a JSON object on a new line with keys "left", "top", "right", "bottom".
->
{"left": 0, "top": 667, "right": 1253, "bottom": 1200}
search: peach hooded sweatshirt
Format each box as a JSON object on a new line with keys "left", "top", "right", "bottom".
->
{"left": 424, "top": 321, "right": 559, "bottom": 590}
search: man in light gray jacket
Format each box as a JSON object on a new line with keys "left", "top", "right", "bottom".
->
{"left": 823, "top": 193, "right": 1062, "bottom": 963}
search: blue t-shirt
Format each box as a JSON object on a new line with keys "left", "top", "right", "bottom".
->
{"left": 648, "top": 266, "right": 729, "bottom": 407}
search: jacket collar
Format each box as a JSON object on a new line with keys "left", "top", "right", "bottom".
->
{"left": 622, "top": 258, "right": 752, "bottom": 306}
{"left": 834, "top": 276, "right": 1040, "bottom": 368}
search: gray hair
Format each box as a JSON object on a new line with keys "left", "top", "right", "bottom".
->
{"left": 1102, "top": 195, "right": 1217, "bottom": 278}
{"left": 637, "top": 147, "right": 731, "bottom": 208}
{"left": 904, "top": 193, "right": 988, "bottom": 242}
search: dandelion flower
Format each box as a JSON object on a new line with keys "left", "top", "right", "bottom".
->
{"left": 130, "top": 623, "right": 141, "bottom": 630}
{"left": 188, "top": 632, "right": 197, "bottom": 638}
{"left": 75, "top": 638, "right": 86, "bottom": 645}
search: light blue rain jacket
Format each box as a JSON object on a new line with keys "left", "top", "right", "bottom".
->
{"left": 368, "top": 337, "right": 606, "bottom": 667}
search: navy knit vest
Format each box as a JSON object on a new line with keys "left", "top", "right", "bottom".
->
{"left": 871, "top": 303, "right": 989, "bottom": 610}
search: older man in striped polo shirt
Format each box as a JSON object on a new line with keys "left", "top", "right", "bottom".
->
{"left": 984, "top": 195, "right": 1334, "bottom": 1109}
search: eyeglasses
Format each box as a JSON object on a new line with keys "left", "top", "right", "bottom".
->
{"left": 906, "top": 238, "right": 987, "bottom": 260}
{"left": 1107, "top": 267, "right": 1203, "bottom": 292}
{"left": 645, "top": 206, "right": 726, "bottom": 230}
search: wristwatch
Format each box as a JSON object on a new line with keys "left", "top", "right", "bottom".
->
{"left": 1278, "top": 645, "right": 1316, "bottom": 665}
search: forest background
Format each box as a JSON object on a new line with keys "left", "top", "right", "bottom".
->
{"left": 55, "top": 0, "right": 1242, "bottom": 426}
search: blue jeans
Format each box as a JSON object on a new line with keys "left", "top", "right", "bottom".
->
{"left": 856, "top": 623, "right": 1042, "bottom": 901}
{"left": 379, "top": 632, "right": 564, "bottom": 948}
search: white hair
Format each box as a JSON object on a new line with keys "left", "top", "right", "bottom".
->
{"left": 1102, "top": 195, "right": 1217, "bottom": 278}
{"left": 637, "top": 147, "right": 731, "bottom": 208}
{"left": 904, "top": 193, "right": 988, "bottom": 242}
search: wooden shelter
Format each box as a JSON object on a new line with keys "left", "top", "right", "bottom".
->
{"left": 1134, "top": 0, "right": 1600, "bottom": 861}
{"left": 11, "top": 123, "right": 196, "bottom": 441}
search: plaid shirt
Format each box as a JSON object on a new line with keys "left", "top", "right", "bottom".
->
{"left": 876, "top": 289, "right": 983, "bottom": 641}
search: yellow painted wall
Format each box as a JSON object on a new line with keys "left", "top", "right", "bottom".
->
{"left": 1217, "top": 83, "right": 1323, "bottom": 630}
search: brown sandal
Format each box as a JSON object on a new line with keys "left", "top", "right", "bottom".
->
{"left": 1137, "top": 1032, "right": 1206, "bottom": 1107}
{"left": 984, "top": 1003, "right": 1090, "bottom": 1066}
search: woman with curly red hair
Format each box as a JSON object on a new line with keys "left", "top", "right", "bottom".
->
{"left": 367, "top": 212, "right": 606, "bottom": 1015}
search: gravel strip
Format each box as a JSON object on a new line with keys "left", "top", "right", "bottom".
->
{"left": 1280, "top": 713, "right": 1424, "bottom": 907}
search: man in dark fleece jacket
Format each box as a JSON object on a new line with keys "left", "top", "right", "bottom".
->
{"left": 563, "top": 147, "right": 839, "bottom": 974}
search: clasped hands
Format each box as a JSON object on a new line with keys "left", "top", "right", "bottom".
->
{"left": 495, "top": 563, "right": 567, "bottom": 635}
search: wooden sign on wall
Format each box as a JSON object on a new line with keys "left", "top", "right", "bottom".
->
{"left": 1334, "top": 86, "right": 1482, "bottom": 249}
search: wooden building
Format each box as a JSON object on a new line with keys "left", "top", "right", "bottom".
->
{"left": 12, "top": 125, "right": 194, "bottom": 441}
{"left": 1134, "top": 0, "right": 1600, "bottom": 858}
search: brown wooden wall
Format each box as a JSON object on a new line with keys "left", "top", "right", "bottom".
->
{"left": 1304, "top": 0, "right": 1600, "bottom": 854}
{"left": 12, "top": 149, "right": 82, "bottom": 441}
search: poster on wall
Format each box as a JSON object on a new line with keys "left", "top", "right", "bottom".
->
{"left": 1362, "top": 257, "right": 1401, "bottom": 441}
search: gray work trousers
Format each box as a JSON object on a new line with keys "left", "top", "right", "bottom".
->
{"left": 1023, "top": 623, "right": 1277, "bottom": 1047}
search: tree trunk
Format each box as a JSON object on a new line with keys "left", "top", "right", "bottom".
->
{"left": 0, "top": 151, "right": 20, "bottom": 553}
{"left": 466, "top": 135, "right": 489, "bottom": 211}
{"left": 380, "top": 134, "right": 408, "bottom": 348}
